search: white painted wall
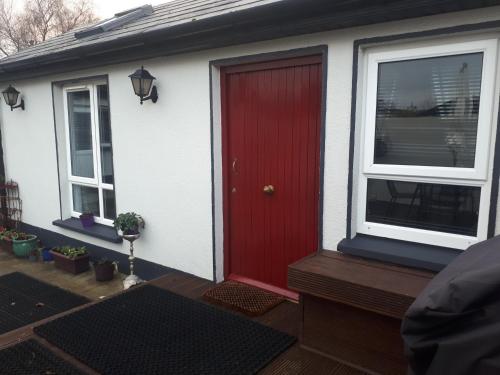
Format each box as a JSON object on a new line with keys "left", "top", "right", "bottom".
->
{"left": 1, "top": 6, "right": 500, "bottom": 281}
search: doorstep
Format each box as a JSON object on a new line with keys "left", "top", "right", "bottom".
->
{"left": 288, "top": 251, "right": 435, "bottom": 374}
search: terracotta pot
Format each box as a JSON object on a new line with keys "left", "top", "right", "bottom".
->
{"left": 51, "top": 250, "right": 90, "bottom": 274}
{"left": 94, "top": 262, "right": 115, "bottom": 282}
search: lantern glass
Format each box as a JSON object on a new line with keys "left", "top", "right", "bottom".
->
{"left": 129, "top": 67, "right": 156, "bottom": 98}
{"left": 141, "top": 78, "right": 153, "bottom": 97}
{"left": 2, "top": 85, "right": 19, "bottom": 106}
{"left": 130, "top": 76, "right": 143, "bottom": 96}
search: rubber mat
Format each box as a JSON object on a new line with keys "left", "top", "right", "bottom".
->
{"left": 0, "top": 272, "right": 89, "bottom": 334}
{"left": 0, "top": 339, "right": 84, "bottom": 374}
{"left": 203, "top": 280, "right": 285, "bottom": 316}
{"left": 35, "top": 285, "right": 296, "bottom": 375}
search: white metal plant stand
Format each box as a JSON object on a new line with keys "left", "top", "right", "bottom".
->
{"left": 122, "top": 233, "right": 144, "bottom": 289}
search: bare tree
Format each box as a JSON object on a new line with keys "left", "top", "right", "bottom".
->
{"left": 0, "top": 0, "right": 98, "bottom": 57}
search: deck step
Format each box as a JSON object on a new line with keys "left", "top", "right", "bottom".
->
{"left": 288, "top": 251, "right": 434, "bottom": 374}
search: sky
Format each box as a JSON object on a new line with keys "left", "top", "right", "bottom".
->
{"left": 12, "top": 0, "right": 174, "bottom": 19}
{"left": 95, "top": 0, "right": 172, "bottom": 18}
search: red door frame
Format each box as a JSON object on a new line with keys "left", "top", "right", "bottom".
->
{"left": 220, "top": 54, "right": 325, "bottom": 299}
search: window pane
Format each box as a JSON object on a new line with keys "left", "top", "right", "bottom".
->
{"left": 366, "top": 179, "right": 480, "bottom": 236}
{"left": 72, "top": 184, "right": 100, "bottom": 216}
{"left": 375, "top": 53, "right": 483, "bottom": 168}
{"left": 103, "top": 189, "right": 116, "bottom": 220}
{"left": 68, "top": 91, "right": 94, "bottom": 178}
{"left": 97, "top": 85, "right": 114, "bottom": 184}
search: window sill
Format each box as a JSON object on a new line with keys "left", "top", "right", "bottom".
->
{"left": 338, "top": 234, "right": 462, "bottom": 272}
{"left": 52, "top": 218, "right": 122, "bottom": 243}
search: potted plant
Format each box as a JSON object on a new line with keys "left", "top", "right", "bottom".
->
{"left": 114, "top": 212, "right": 145, "bottom": 289}
{"left": 0, "top": 228, "right": 13, "bottom": 253}
{"left": 113, "top": 212, "right": 145, "bottom": 235}
{"left": 93, "top": 258, "right": 116, "bottom": 282}
{"left": 79, "top": 212, "right": 95, "bottom": 228}
{"left": 51, "top": 246, "right": 90, "bottom": 274}
{"left": 12, "top": 232, "right": 38, "bottom": 258}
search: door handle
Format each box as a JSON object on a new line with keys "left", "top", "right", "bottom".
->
{"left": 263, "top": 185, "right": 275, "bottom": 195}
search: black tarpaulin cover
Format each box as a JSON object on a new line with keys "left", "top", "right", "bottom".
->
{"left": 401, "top": 236, "right": 500, "bottom": 375}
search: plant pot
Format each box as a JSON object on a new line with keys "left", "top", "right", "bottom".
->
{"left": 12, "top": 235, "right": 38, "bottom": 258}
{"left": 41, "top": 247, "right": 54, "bottom": 262}
{"left": 51, "top": 250, "right": 90, "bottom": 274}
{"left": 94, "top": 262, "right": 115, "bottom": 282}
{"left": 28, "top": 252, "right": 39, "bottom": 262}
{"left": 1, "top": 238, "right": 13, "bottom": 254}
{"left": 79, "top": 214, "right": 95, "bottom": 228}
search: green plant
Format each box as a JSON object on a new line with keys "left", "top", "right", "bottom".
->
{"left": 93, "top": 258, "right": 115, "bottom": 266}
{"left": 53, "top": 246, "right": 88, "bottom": 259}
{"left": 13, "top": 232, "right": 35, "bottom": 241}
{"left": 2, "top": 230, "right": 18, "bottom": 241}
{"left": 113, "top": 212, "right": 145, "bottom": 235}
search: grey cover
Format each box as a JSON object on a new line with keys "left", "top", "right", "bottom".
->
{"left": 401, "top": 236, "right": 500, "bottom": 375}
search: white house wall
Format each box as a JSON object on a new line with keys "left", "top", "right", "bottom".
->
{"left": 1, "top": 6, "right": 500, "bottom": 281}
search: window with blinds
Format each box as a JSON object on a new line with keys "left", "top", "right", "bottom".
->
{"left": 374, "top": 53, "right": 483, "bottom": 168}
{"left": 357, "top": 39, "right": 498, "bottom": 250}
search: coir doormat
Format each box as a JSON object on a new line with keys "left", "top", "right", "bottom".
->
{"left": 0, "top": 339, "right": 84, "bottom": 374}
{"left": 35, "top": 285, "right": 295, "bottom": 375}
{"left": 0, "top": 272, "right": 89, "bottom": 335}
{"left": 203, "top": 281, "right": 285, "bottom": 316}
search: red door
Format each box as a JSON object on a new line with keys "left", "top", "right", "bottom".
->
{"left": 221, "top": 55, "right": 322, "bottom": 295}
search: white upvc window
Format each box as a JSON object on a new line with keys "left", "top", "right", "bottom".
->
{"left": 63, "top": 82, "right": 116, "bottom": 226}
{"left": 356, "top": 38, "right": 499, "bottom": 250}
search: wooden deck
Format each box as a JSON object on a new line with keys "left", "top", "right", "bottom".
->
{"left": 0, "top": 252, "right": 365, "bottom": 374}
{"left": 0, "top": 251, "right": 124, "bottom": 301}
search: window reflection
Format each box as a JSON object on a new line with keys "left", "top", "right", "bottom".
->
{"left": 375, "top": 53, "right": 483, "bottom": 168}
{"left": 366, "top": 179, "right": 480, "bottom": 236}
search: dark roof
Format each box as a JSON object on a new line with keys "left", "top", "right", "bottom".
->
{"left": 0, "top": 0, "right": 280, "bottom": 66}
{"left": 0, "top": 0, "right": 499, "bottom": 81}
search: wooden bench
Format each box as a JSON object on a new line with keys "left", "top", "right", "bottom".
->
{"left": 288, "top": 251, "right": 434, "bottom": 375}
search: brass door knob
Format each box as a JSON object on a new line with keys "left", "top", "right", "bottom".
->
{"left": 263, "top": 185, "right": 275, "bottom": 195}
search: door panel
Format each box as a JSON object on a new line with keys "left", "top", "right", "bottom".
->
{"left": 222, "top": 56, "right": 322, "bottom": 291}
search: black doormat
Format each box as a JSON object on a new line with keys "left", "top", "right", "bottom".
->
{"left": 203, "top": 281, "right": 285, "bottom": 316}
{"left": 0, "top": 272, "right": 89, "bottom": 335}
{"left": 35, "top": 285, "right": 296, "bottom": 375}
{"left": 0, "top": 339, "right": 84, "bottom": 374}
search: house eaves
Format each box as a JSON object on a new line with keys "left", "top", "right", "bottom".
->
{"left": 0, "top": 0, "right": 499, "bottom": 82}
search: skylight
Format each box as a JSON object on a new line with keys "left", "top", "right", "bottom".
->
{"left": 75, "top": 5, "right": 154, "bottom": 39}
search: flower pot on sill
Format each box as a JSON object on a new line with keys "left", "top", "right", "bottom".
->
{"left": 94, "top": 262, "right": 115, "bottom": 282}
{"left": 79, "top": 213, "right": 95, "bottom": 228}
{"left": 13, "top": 235, "right": 38, "bottom": 258}
{"left": 51, "top": 250, "right": 90, "bottom": 274}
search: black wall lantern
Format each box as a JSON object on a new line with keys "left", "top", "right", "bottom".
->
{"left": 128, "top": 66, "right": 158, "bottom": 105}
{"left": 2, "top": 85, "right": 25, "bottom": 111}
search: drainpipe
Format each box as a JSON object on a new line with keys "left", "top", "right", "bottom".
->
{"left": 0, "top": 118, "right": 8, "bottom": 228}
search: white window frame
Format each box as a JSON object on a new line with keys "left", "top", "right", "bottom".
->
{"left": 63, "top": 81, "right": 114, "bottom": 226}
{"left": 357, "top": 38, "right": 499, "bottom": 250}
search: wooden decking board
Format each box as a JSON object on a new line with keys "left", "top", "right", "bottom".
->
{"left": 289, "top": 251, "right": 434, "bottom": 319}
{"left": 291, "top": 251, "right": 433, "bottom": 298}
{"left": 261, "top": 345, "right": 367, "bottom": 375}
